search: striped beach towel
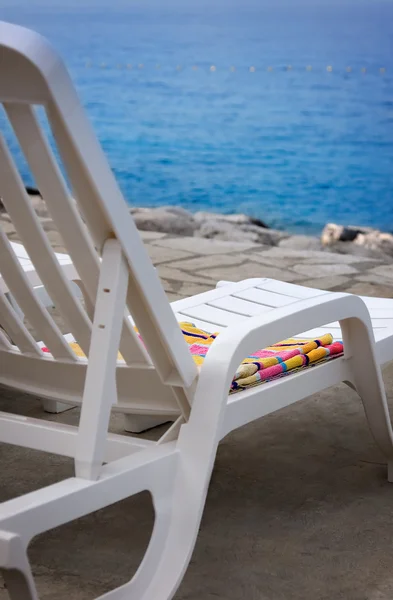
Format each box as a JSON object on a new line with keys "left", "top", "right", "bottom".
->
{"left": 179, "top": 322, "right": 344, "bottom": 393}
{"left": 43, "top": 322, "right": 344, "bottom": 394}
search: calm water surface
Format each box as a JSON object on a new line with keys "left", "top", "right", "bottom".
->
{"left": 1, "top": 0, "right": 393, "bottom": 234}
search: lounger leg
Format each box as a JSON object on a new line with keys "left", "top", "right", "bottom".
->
{"left": 41, "top": 399, "right": 74, "bottom": 414}
{"left": 2, "top": 567, "right": 38, "bottom": 600}
{"left": 0, "top": 531, "right": 38, "bottom": 600}
{"left": 342, "top": 319, "right": 393, "bottom": 481}
{"left": 98, "top": 468, "right": 209, "bottom": 600}
{"left": 123, "top": 414, "right": 172, "bottom": 433}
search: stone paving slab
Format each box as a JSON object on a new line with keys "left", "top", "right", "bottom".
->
{"left": 149, "top": 233, "right": 393, "bottom": 299}
{"left": 298, "top": 275, "right": 352, "bottom": 290}
{"left": 151, "top": 235, "right": 261, "bottom": 254}
{"left": 370, "top": 265, "right": 393, "bottom": 280}
{"left": 293, "top": 262, "right": 359, "bottom": 277}
{"left": 145, "top": 245, "right": 194, "bottom": 264}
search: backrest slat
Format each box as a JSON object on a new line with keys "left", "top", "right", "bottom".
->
{"left": 4, "top": 103, "right": 150, "bottom": 365}
{"left": 45, "top": 103, "right": 112, "bottom": 253}
{"left": 47, "top": 99, "right": 198, "bottom": 388}
{"left": 0, "top": 290, "right": 41, "bottom": 356}
{"left": 0, "top": 133, "right": 93, "bottom": 357}
{"left": 0, "top": 229, "right": 76, "bottom": 360}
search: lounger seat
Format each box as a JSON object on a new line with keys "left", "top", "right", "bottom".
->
{"left": 172, "top": 278, "right": 393, "bottom": 366}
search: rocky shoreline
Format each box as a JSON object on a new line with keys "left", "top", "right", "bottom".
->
{"left": 1, "top": 188, "right": 393, "bottom": 262}
{"left": 130, "top": 206, "right": 393, "bottom": 259}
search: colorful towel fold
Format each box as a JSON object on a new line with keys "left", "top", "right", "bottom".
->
{"left": 179, "top": 322, "right": 344, "bottom": 392}
{"left": 42, "top": 322, "right": 344, "bottom": 394}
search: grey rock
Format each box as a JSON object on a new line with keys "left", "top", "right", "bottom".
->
{"left": 131, "top": 208, "right": 197, "bottom": 236}
{"left": 159, "top": 206, "right": 195, "bottom": 219}
{"left": 219, "top": 213, "right": 268, "bottom": 228}
{"left": 321, "top": 222, "right": 393, "bottom": 260}
{"left": 196, "top": 220, "right": 260, "bottom": 243}
{"left": 131, "top": 206, "right": 194, "bottom": 219}
{"left": 355, "top": 230, "right": 393, "bottom": 257}
{"left": 324, "top": 240, "right": 393, "bottom": 261}
{"left": 196, "top": 219, "right": 286, "bottom": 245}
{"left": 321, "top": 223, "right": 344, "bottom": 245}
{"left": 132, "top": 206, "right": 287, "bottom": 245}
{"left": 194, "top": 211, "right": 268, "bottom": 228}
{"left": 321, "top": 223, "right": 374, "bottom": 245}
{"left": 252, "top": 227, "right": 288, "bottom": 245}
{"left": 194, "top": 211, "right": 220, "bottom": 222}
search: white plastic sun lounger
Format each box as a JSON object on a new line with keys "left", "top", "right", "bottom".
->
{"left": 1, "top": 21, "right": 393, "bottom": 600}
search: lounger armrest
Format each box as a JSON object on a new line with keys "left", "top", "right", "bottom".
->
{"left": 186, "top": 293, "right": 377, "bottom": 436}
{"left": 200, "top": 292, "right": 374, "bottom": 382}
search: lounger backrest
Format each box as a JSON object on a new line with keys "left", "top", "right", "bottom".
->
{"left": 0, "top": 21, "right": 198, "bottom": 413}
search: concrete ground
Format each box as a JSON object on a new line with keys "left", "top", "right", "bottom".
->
{"left": 1, "top": 232, "right": 393, "bottom": 599}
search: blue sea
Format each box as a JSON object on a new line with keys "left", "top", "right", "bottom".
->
{"left": 1, "top": 0, "right": 393, "bottom": 234}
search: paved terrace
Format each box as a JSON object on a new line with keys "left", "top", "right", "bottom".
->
{"left": 1, "top": 232, "right": 393, "bottom": 599}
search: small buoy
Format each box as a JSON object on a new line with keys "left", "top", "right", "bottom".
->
{"left": 267, "top": 66, "right": 273, "bottom": 71}
{"left": 361, "top": 67, "right": 366, "bottom": 73}
{"left": 176, "top": 65, "right": 182, "bottom": 70}
{"left": 380, "top": 67, "right": 386, "bottom": 73}
{"left": 85, "top": 61, "right": 91, "bottom": 68}
{"left": 346, "top": 66, "right": 352, "bottom": 72}
{"left": 156, "top": 64, "right": 161, "bottom": 69}
{"left": 249, "top": 66, "right": 256, "bottom": 72}
{"left": 327, "top": 65, "right": 333, "bottom": 72}
{"left": 286, "top": 65, "right": 292, "bottom": 70}
{"left": 192, "top": 65, "right": 198, "bottom": 70}
{"left": 210, "top": 65, "right": 216, "bottom": 72}
{"left": 306, "top": 65, "right": 312, "bottom": 71}
{"left": 138, "top": 63, "right": 144, "bottom": 69}
{"left": 230, "top": 65, "right": 236, "bottom": 72}
{"left": 100, "top": 63, "right": 106, "bottom": 68}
